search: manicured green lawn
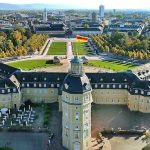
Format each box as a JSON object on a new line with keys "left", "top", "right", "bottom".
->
{"left": 72, "top": 42, "right": 91, "bottom": 55}
{"left": 85, "top": 60, "right": 137, "bottom": 71}
{"left": 7, "top": 59, "right": 60, "bottom": 70}
{"left": 47, "top": 42, "right": 66, "bottom": 55}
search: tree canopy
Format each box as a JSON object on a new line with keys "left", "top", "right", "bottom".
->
{"left": 0, "top": 28, "right": 48, "bottom": 58}
{"left": 90, "top": 32, "right": 150, "bottom": 60}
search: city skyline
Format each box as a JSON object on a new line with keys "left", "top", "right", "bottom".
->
{"left": 0, "top": 0, "right": 149, "bottom": 9}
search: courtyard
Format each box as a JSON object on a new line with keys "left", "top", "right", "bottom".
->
{"left": 0, "top": 103, "right": 149, "bottom": 150}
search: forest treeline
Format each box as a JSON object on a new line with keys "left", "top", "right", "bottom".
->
{"left": 90, "top": 32, "right": 150, "bottom": 60}
{"left": 0, "top": 28, "right": 48, "bottom": 58}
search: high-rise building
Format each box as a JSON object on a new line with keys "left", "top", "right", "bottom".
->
{"left": 92, "top": 12, "right": 97, "bottom": 22}
{"left": 62, "top": 56, "right": 93, "bottom": 150}
{"left": 43, "top": 8, "right": 47, "bottom": 22}
{"left": 99, "top": 5, "right": 105, "bottom": 19}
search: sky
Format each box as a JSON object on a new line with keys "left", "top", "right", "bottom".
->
{"left": 0, "top": 0, "right": 150, "bottom": 9}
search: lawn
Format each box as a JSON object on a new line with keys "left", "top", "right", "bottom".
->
{"left": 72, "top": 42, "right": 91, "bottom": 55}
{"left": 85, "top": 60, "right": 137, "bottom": 71}
{"left": 47, "top": 42, "right": 66, "bottom": 55}
{"left": 7, "top": 59, "right": 60, "bottom": 71}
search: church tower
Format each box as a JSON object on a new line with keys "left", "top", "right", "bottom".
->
{"left": 61, "top": 56, "right": 93, "bottom": 150}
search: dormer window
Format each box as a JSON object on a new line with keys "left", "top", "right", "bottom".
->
{"left": 147, "top": 92, "right": 150, "bottom": 96}
{"left": 34, "top": 77, "right": 37, "bottom": 81}
{"left": 51, "top": 84, "right": 54, "bottom": 88}
{"left": 23, "top": 77, "right": 25, "bottom": 81}
{"left": 124, "top": 79, "right": 127, "bottom": 81}
{"left": 57, "top": 77, "right": 60, "bottom": 81}
{"left": 65, "top": 84, "right": 69, "bottom": 89}
{"left": 112, "top": 78, "right": 115, "bottom": 81}
{"left": 95, "top": 84, "right": 98, "bottom": 88}
{"left": 100, "top": 78, "right": 103, "bottom": 81}
{"left": 44, "top": 77, "right": 46, "bottom": 81}
{"left": 141, "top": 90, "right": 144, "bottom": 94}
{"left": 107, "top": 84, "right": 109, "bottom": 88}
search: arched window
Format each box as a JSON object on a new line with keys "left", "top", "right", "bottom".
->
{"left": 74, "top": 142, "right": 80, "bottom": 150}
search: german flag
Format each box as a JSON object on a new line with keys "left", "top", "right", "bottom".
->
{"left": 76, "top": 35, "right": 88, "bottom": 42}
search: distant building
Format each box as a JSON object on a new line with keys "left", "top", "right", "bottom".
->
{"left": 91, "top": 12, "right": 97, "bottom": 22}
{"left": 72, "top": 27, "right": 102, "bottom": 37}
{"left": 43, "top": 8, "right": 47, "bottom": 23}
{"left": 99, "top": 5, "right": 105, "bottom": 19}
{"left": 35, "top": 23, "right": 67, "bottom": 37}
{"left": 107, "top": 24, "right": 143, "bottom": 35}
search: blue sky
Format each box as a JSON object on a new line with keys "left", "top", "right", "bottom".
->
{"left": 0, "top": 0, "right": 150, "bottom": 9}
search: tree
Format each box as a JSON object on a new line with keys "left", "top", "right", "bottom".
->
{"left": 142, "top": 130, "right": 150, "bottom": 150}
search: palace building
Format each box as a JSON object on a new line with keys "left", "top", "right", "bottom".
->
{"left": 0, "top": 56, "right": 150, "bottom": 149}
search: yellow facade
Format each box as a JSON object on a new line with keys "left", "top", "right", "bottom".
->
{"left": 21, "top": 88, "right": 59, "bottom": 103}
{"left": 62, "top": 91, "right": 92, "bottom": 150}
{"left": 0, "top": 92, "right": 21, "bottom": 109}
{"left": 92, "top": 89, "right": 128, "bottom": 105}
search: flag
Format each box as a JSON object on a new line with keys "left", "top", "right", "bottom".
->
{"left": 76, "top": 35, "right": 88, "bottom": 42}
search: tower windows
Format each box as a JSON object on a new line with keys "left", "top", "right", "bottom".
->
{"left": 75, "top": 112, "right": 79, "bottom": 120}
{"left": 75, "top": 97, "right": 79, "bottom": 102}
{"left": 75, "top": 132, "right": 79, "bottom": 139}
